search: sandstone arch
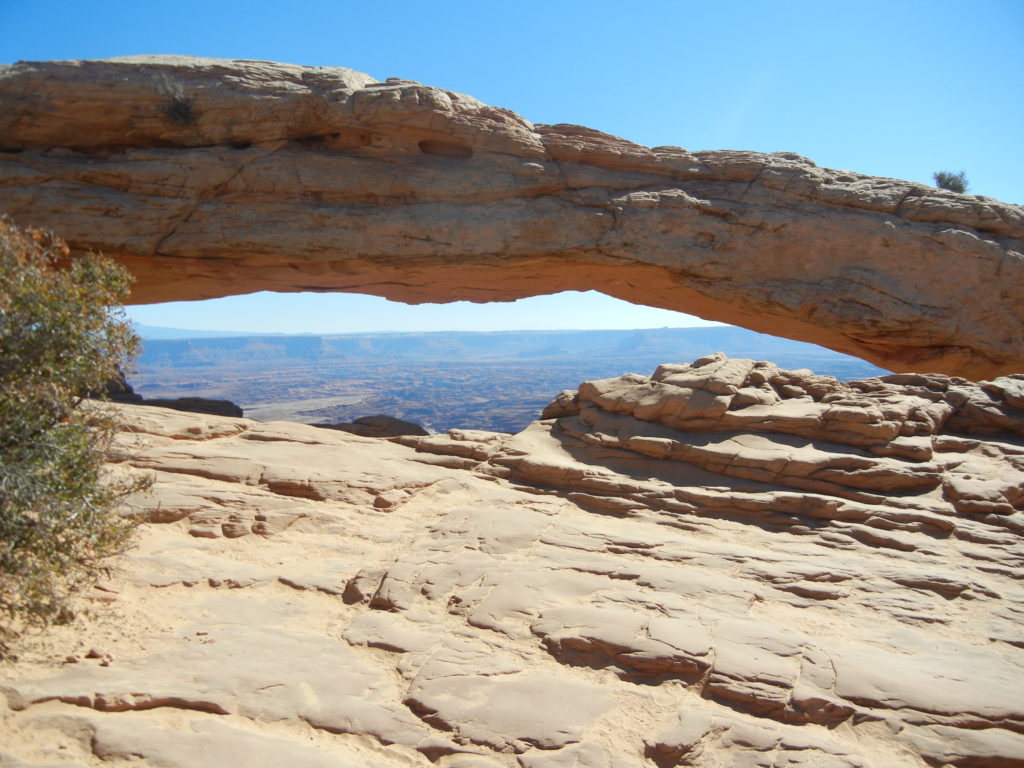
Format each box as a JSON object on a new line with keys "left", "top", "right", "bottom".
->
{"left": 1, "top": 56, "right": 1022, "bottom": 378}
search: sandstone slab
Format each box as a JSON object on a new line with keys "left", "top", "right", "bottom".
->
{"left": 0, "top": 387, "right": 1021, "bottom": 766}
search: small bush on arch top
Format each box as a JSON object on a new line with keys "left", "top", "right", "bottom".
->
{"left": 933, "top": 170, "right": 969, "bottom": 193}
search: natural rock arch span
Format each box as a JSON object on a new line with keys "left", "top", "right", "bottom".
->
{"left": 1, "top": 56, "right": 1022, "bottom": 379}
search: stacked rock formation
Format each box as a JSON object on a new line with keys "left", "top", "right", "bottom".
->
{"left": 1, "top": 56, "right": 1023, "bottom": 377}
{"left": 2, "top": 357, "right": 1021, "bottom": 767}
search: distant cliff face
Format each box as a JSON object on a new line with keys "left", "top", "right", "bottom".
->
{"left": 2, "top": 57, "right": 1023, "bottom": 378}
{"left": 2, "top": 357, "right": 1022, "bottom": 766}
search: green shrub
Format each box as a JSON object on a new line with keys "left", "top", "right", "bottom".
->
{"left": 0, "top": 217, "right": 148, "bottom": 654}
{"left": 157, "top": 73, "right": 196, "bottom": 126}
{"left": 933, "top": 170, "right": 969, "bottom": 193}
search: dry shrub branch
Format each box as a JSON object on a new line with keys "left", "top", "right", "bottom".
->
{"left": 0, "top": 217, "right": 148, "bottom": 655}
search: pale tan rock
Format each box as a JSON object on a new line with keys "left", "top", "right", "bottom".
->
{"left": 405, "top": 645, "right": 614, "bottom": 753}
{"left": 643, "top": 710, "right": 712, "bottom": 765}
{"left": 438, "top": 757, "right": 508, "bottom": 768}
{"left": 519, "top": 743, "right": 624, "bottom": 768}
{"left": 704, "top": 617, "right": 805, "bottom": 719}
{"left": 530, "top": 605, "right": 712, "bottom": 682}
{"left": 903, "top": 724, "right": 1024, "bottom": 768}
{"left": 7, "top": 624, "right": 458, "bottom": 750}
{"left": 1, "top": 58, "right": 1023, "bottom": 377}
{"left": 505, "top": 354, "right": 1024, "bottom": 521}
{"left": 832, "top": 641, "right": 1023, "bottom": 730}
{"left": 344, "top": 612, "right": 440, "bottom": 654}
{"left": 1, "top": 397, "right": 1022, "bottom": 767}
{"left": 75, "top": 713, "right": 412, "bottom": 767}
{"left": 646, "top": 710, "right": 871, "bottom": 768}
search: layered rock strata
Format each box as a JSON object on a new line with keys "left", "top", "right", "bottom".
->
{"left": 1, "top": 57, "right": 1023, "bottom": 377}
{"left": 2, "top": 357, "right": 1022, "bottom": 767}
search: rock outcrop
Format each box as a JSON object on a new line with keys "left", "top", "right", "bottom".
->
{"left": 317, "top": 414, "right": 430, "bottom": 438}
{"left": 1, "top": 57, "right": 1023, "bottom": 378}
{"left": 102, "top": 375, "right": 244, "bottom": 417}
{"left": 2, "top": 358, "right": 1022, "bottom": 767}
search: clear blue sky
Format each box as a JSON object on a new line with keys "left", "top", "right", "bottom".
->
{"left": 3, "top": 0, "right": 1021, "bottom": 333}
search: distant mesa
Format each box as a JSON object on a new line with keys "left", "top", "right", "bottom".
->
{"left": 1, "top": 57, "right": 1021, "bottom": 378}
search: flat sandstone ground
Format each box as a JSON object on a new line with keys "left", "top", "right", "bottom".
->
{"left": 2, "top": 356, "right": 1023, "bottom": 767}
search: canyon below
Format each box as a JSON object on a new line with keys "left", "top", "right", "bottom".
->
{"left": 128, "top": 326, "right": 886, "bottom": 433}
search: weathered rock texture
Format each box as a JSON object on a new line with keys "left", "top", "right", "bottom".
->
{"left": 2, "top": 358, "right": 1022, "bottom": 767}
{"left": 1, "top": 56, "right": 1022, "bottom": 378}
